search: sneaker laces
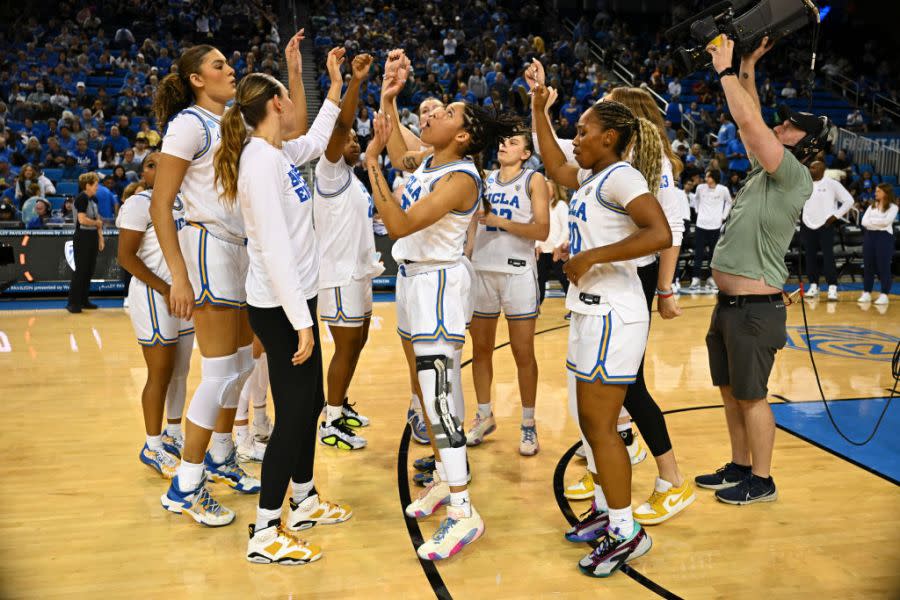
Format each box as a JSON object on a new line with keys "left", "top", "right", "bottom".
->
{"left": 591, "top": 530, "right": 624, "bottom": 558}
{"left": 195, "top": 485, "right": 224, "bottom": 515}
{"left": 416, "top": 479, "right": 439, "bottom": 501}
{"left": 222, "top": 451, "right": 252, "bottom": 480}
{"left": 646, "top": 490, "right": 666, "bottom": 509}
{"left": 521, "top": 425, "right": 536, "bottom": 444}
{"left": 342, "top": 400, "right": 360, "bottom": 417}
{"left": 432, "top": 517, "right": 458, "bottom": 542}
{"left": 157, "top": 449, "right": 178, "bottom": 468}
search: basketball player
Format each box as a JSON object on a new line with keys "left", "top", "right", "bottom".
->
{"left": 151, "top": 43, "right": 265, "bottom": 526}
{"left": 467, "top": 132, "right": 549, "bottom": 455}
{"left": 116, "top": 152, "right": 192, "bottom": 478}
{"left": 533, "top": 84, "right": 672, "bottom": 577}
{"left": 314, "top": 53, "right": 380, "bottom": 451}
{"left": 364, "top": 49, "right": 519, "bottom": 560}
{"left": 216, "top": 62, "right": 352, "bottom": 564}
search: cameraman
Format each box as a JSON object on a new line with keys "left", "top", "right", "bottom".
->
{"left": 695, "top": 36, "right": 820, "bottom": 505}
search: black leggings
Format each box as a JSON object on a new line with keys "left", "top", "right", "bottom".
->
{"left": 622, "top": 259, "right": 673, "bottom": 457}
{"left": 68, "top": 228, "right": 98, "bottom": 308}
{"left": 249, "top": 299, "right": 325, "bottom": 511}
{"left": 537, "top": 252, "right": 569, "bottom": 304}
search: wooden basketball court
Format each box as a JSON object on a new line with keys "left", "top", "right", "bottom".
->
{"left": 1, "top": 292, "right": 897, "bottom": 598}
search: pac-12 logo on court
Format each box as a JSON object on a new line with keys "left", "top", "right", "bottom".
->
{"left": 785, "top": 326, "right": 898, "bottom": 362}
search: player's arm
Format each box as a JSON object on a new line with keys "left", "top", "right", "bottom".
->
{"left": 284, "top": 28, "right": 308, "bottom": 138}
{"left": 480, "top": 172, "right": 550, "bottom": 241}
{"left": 324, "top": 53, "right": 373, "bottom": 163}
{"left": 150, "top": 154, "right": 193, "bottom": 318}
{"left": 380, "top": 49, "right": 427, "bottom": 171}
{"left": 117, "top": 228, "right": 170, "bottom": 296}
{"left": 532, "top": 85, "right": 580, "bottom": 190}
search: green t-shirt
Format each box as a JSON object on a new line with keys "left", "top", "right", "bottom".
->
{"left": 711, "top": 149, "right": 812, "bottom": 288}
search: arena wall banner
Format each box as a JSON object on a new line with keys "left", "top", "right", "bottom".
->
{"left": 0, "top": 228, "right": 125, "bottom": 295}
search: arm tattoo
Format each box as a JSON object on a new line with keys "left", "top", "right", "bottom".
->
{"left": 368, "top": 165, "right": 393, "bottom": 205}
{"left": 402, "top": 155, "right": 419, "bottom": 171}
{"left": 742, "top": 72, "right": 749, "bottom": 79}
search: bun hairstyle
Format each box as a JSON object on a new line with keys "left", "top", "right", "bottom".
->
{"left": 588, "top": 100, "right": 663, "bottom": 192}
{"left": 607, "top": 86, "right": 683, "bottom": 180}
{"left": 461, "top": 104, "right": 521, "bottom": 180}
{"left": 213, "top": 73, "right": 283, "bottom": 206}
{"left": 152, "top": 44, "right": 215, "bottom": 127}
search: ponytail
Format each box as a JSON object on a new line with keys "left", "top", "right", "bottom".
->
{"left": 213, "top": 73, "right": 284, "bottom": 207}
{"left": 631, "top": 117, "right": 663, "bottom": 193}
{"left": 606, "top": 86, "right": 683, "bottom": 181}
{"left": 152, "top": 44, "right": 215, "bottom": 127}
{"left": 461, "top": 104, "right": 521, "bottom": 183}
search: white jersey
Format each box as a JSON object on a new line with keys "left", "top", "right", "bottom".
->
{"left": 626, "top": 151, "right": 684, "bottom": 266}
{"left": 695, "top": 183, "right": 732, "bottom": 231}
{"left": 239, "top": 137, "right": 318, "bottom": 331}
{"left": 472, "top": 168, "right": 537, "bottom": 274}
{"left": 115, "top": 190, "right": 186, "bottom": 282}
{"left": 567, "top": 162, "right": 650, "bottom": 323}
{"left": 313, "top": 156, "right": 383, "bottom": 288}
{"left": 161, "top": 104, "right": 245, "bottom": 243}
{"left": 392, "top": 156, "right": 482, "bottom": 263}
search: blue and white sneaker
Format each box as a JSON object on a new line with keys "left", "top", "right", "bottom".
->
{"left": 565, "top": 502, "right": 610, "bottom": 543}
{"left": 161, "top": 473, "right": 235, "bottom": 527}
{"left": 139, "top": 443, "right": 178, "bottom": 478}
{"left": 407, "top": 408, "right": 430, "bottom": 445}
{"left": 578, "top": 524, "right": 652, "bottom": 578}
{"left": 161, "top": 432, "right": 183, "bottom": 459}
{"left": 204, "top": 448, "right": 261, "bottom": 494}
{"left": 414, "top": 455, "right": 436, "bottom": 472}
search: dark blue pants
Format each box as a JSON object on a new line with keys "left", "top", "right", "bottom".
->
{"left": 801, "top": 222, "right": 837, "bottom": 286}
{"left": 863, "top": 230, "right": 893, "bottom": 294}
{"left": 693, "top": 227, "right": 720, "bottom": 279}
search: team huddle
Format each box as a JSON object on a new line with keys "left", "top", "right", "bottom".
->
{"left": 119, "top": 28, "right": 699, "bottom": 577}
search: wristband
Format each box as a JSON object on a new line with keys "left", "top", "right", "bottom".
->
{"left": 656, "top": 289, "right": 674, "bottom": 299}
{"left": 717, "top": 67, "right": 737, "bottom": 79}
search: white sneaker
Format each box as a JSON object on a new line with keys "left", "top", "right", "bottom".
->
{"left": 806, "top": 283, "right": 819, "bottom": 297}
{"left": 237, "top": 435, "right": 267, "bottom": 462}
{"left": 827, "top": 285, "right": 838, "bottom": 301}
{"left": 122, "top": 297, "right": 129, "bottom": 308}
{"left": 405, "top": 471, "right": 450, "bottom": 518}
{"left": 627, "top": 436, "right": 648, "bottom": 465}
{"left": 318, "top": 419, "right": 367, "bottom": 450}
{"left": 688, "top": 277, "right": 701, "bottom": 291}
{"left": 252, "top": 413, "right": 274, "bottom": 443}
{"left": 857, "top": 292, "right": 872, "bottom": 303}
{"left": 287, "top": 492, "right": 352, "bottom": 531}
{"left": 672, "top": 280, "right": 681, "bottom": 293}
{"left": 466, "top": 412, "right": 497, "bottom": 446}
{"left": 247, "top": 519, "right": 322, "bottom": 565}
{"left": 519, "top": 421, "right": 539, "bottom": 456}
{"left": 417, "top": 504, "right": 485, "bottom": 560}
{"left": 705, "top": 277, "right": 718, "bottom": 291}
{"left": 874, "top": 293, "right": 889, "bottom": 305}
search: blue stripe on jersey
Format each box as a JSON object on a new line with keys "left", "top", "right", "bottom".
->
{"left": 593, "top": 163, "right": 630, "bottom": 215}
{"left": 315, "top": 173, "right": 353, "bottom": 198}
{"left": 180, "top": 109, "right": 212, "bottom": 160}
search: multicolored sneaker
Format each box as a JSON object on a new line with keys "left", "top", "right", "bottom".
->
{"left": 318, "top": 419, "right": 367, "bottom": 450}
{"left": 252, "top": 413, "right": 274, "bottom": 443}
{"left": 564, "top": 472, "right": 595, "bottom": 501}
{"left": 237, "top": 435, "right": 267, "bottom": 463}
{"left": 519, "top": 421, "right": 539, "bottom": 456}
{"left": 695, "top": 462, "right": 752, "bottom": 490}
{"left": 204, "top": 448, "right": 261, "bottom": 493}
{"left": 565, "top": 502, "right": 610, "bottom": 543}
{"left": 287, "top": 491, "right": 353, "bottom": 531}
{"left": 405, "top": 472, "right": 450, "bottom": 518}
{"left": 578, "top": 524, "right": 652, "bottom": 578}
{"left": 414, "top": 464, "right": 472, "bottom": 487}
{"left": 161, "top": 433, "right": 184, "bottom": 459}
{"left": 139, "top": 443, "right": 178, "bottom": 479}
{"left": 341, "top": 399, "right": 369, "bottom": 427}
{"left": 466, "top": 413, "right": 496, "bottom": 446}
{"left": 414, "top": 455, "right": 436, "bottom": 472}
{"left": 715, "top": 475, "right": 777, "bottom": 505}
{"left": 247, "top": 519, "right": 322, "bottom": 565}
{"left": 417, "top": 505, "right": 484, "bottom": 560}
{"left": 160, "top": 474, "right": 235, "bottom": 527}
{"left": 407, "top": 408, "right": 430, "bottom": 445}
{"left": 634, "top": 479, "right": 697, "bottom": 525}
{"left": 626, "top": 435, "right": 647, "bottom": 465}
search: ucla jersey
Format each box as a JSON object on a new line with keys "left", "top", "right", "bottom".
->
{"left": 314, "top": 156, "right": 382, "bottom": 288}
{"left": 161, "top": 104, "right": 245, "bottom": 243}
{"left": 472, "top": 168, "right": 537, "bottom": 274}
{"left": 116, "top": 191, "right": 186, "bottom": 283}
{"left": 392, "top": 156, "right": 482, "bottom": 264}
{"left": 566, "top": 162, "right": 650, "bottom": 323}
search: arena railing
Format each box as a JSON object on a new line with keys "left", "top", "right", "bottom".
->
{"left": 828, "top": 73, "right": 860, "bottom": 107}
{"left": 835, "top": 127, "right": 900, "bottom": 178}
{"left": 872, "top": 93, "right": 900, "bottom": 123}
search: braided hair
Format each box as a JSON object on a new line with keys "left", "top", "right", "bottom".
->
{"left": 461, "top": 104, "right": 521, "bottom": 182}
{"left": 587, "top": 100, "right": 663, "bottom": 192}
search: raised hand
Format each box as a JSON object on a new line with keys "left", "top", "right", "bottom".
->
{"left": 524, "top": 58, "right": 546, "bottom": 90}
{"left": 326, "top": 47, "right": 346, "bottom": 83}
{"left": 743, "top": 35, "right": 773, "bottom": 65}
{"left": 532, "top": 84, "right": 552, "bottom": 113}
{"left": 366, "top": 111, "right": 393, "bottom": 163}
{"left": 285, "top": 28, "right": 305, "bottom": 77}
{"left": 706, "top": 34, "right": 734, "bottom": 73}
{"left": 351, "top": 53, "right": 373, "bottom": 81}
{"left": 545, "top": 86, "right": 559, "bottom": 115}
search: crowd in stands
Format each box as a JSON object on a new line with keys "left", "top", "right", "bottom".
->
{"left": 0, "top": 0, "right": 281, "bottom": 228}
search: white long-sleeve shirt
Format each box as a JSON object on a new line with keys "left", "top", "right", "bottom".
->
{"left": 802, "top": 176, "right": 854, "bottom": 229}
{"left": 861, "top": 203, "right": 898, "bottom": 233}
{"left": 536, "top": 200, "right": 569, "bottom": 253}
{"left": 695, "top": 183, "right": 732, "bottom": 231}
{"left": 239, "top": 101, "right": 340, "bottom": 330}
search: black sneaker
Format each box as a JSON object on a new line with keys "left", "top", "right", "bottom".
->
{"left": 66, "top": 305, "right": 82, "bottom": 313}
{"left": 84, "top": 302, "right": 99, "bottom": 309}
{"left": 715, "top": 475, "right": 777, "bottom": 505}
{"left": 695, "top": 462, "right": 752, "bottom": 490}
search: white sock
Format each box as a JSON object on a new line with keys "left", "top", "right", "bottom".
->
{"left": 325, "top": 404, "right": 342, "bottom": 424}
{"left": 234, "top": 424, "right": 249, "bottom": 445}
{"left": 477, "top": 403, "right": 492, "bottom": 419}
{"left": 146, "top": 434, "right": 163, "bottom": 451}
{"left": 255, "top": 506, "right": 282, "bottom": 532}
{"left": 607, "top": 506, "right": 635, "bottom": 538}
{"left": 410, "top": 393, "right": 422, "bottom": 411}
{"left": 166, "top": 423, "right": 182, "bottom": 438}
{"left": 522, "top": 407, "right": 535, "bottom": 422}
{"left": 209, "top": 431, "right": 233, "bottom": 464}
{"left": 592, "top": 475, "right": 608, "bottom": 511}
{"left": 291, "top": 479, "right": 315, "bottom": 503}
{"left": 449, "top": 490, "right": 472, "bottom": 517}
{"left": 616, "top": 421, "right": 631, "bottom": 433}
{"left": 176, "top": 460, "right": 204, "bottom": 492}
{"left": 655, "top": 476, "right": 674, "bottom": 493}
{"left": 253, "top": 404, "right": 267, "bottom": 424}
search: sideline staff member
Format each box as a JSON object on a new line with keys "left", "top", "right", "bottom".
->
{"left": 695, "top": 36, "right": 825, "bottom": 505}
{"left": 67, "top": 172, "right": 105, "bottom": 313}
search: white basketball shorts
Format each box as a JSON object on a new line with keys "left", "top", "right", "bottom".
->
{"left": 179, "top": 223, "right": 248, "bottom": 308}
{"left": 319, "top": 277, "right": 373, "bottom": 328}
{"left": 128, "top": 278, "right": 194, "bottom": 346}
{"left": 566, "top": 307, "right": 648, "bottom": 384}
{"left": 472, "top": 268, "right": 539, "bottom": 320}
{"left": 396, "top": 262, "right": 471, "bottom": 346}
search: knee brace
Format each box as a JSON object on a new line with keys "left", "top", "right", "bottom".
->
{"left": 416, "top": 354, "right": 466, "bottom": 449}
{"left": 229, "top": 344, "right": 255, "bottom": 411}
{"left": 185, "top": 353, "right": 241, "bottom": 429}
{"left": 165, "top": 335, "right": 193, "bottom": 421}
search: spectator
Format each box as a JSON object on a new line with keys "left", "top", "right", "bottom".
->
{"left": 106, "top": 125, "right": 131, "bottom": 153}
{"left": 26, "top": 198, "right": 52, "bottom": 229}
{"left": 14, "top": 164, "right": 55, "bottom": 205}
{"left": 858, "top": 184, "right": 898, "bottom": 306}
{"left": 672, "top": 129, "right": 689, "bottom": 155}
{"left": 95, "top": 177, "right": 119, "bottom": 219}
{"left": 60, "top": 196, "right": 75, "bottom": 223}
{"left": 0, "top": 198, "right": 17, "bottom": 221}
{"left": 58, "top": 125, "right": 77, "bottom": 153}
{"left": 454, "top": 83, "right": 476, "bottom": 104}
{"left": 137, "top": 120, "right": 161, "bottom": 148}
{"left": 110, "top": 165, "right": 129, "bottom": 195}
{"left": 443, "top": 31, "right": 458, "bottom": 62}
{"left": 70, "top": 138, "right": 98, "bottom": 171}
{"left": 61, "top": 155, "right": 82, "bottom": 180}
{"left": 725, "top": 137, "right": 751, "bottom": 177}
{"left": 355, "top": 106, "right": 374, "bottom": 149}
{"left": 98, "top": 145, "right": 118, "bottom": 169}
{"left": 399, "top": 108, "right": 420, "bottom": 134}
{"left": 850, "top": 170, "right": 877, "bottom": 202}
{"left": 715, "top": 114, "right": 736, "bottom": 154}
{"left": 133, "top": 134, "right": 151, "bottom": 162}
{"left": 468, "top": 67, "right": 488, "bottom": 100}
{"left": 87, "top": 128, "right": 105, "bottom": 152}
{"left": 830, "top": 148, "right": 853, "bottom": 179}
{"left": 120, "top": 148, "right": 141, "bottom": 174}
{"left": 556, "top": 115, "right": 576, "bottom": 139}
{"left": 689, "top": 170, "right": 732, "bottom": 291}
{"left": 559, "top": 95, "right": 581, "bottom": 126}
{"left": 15, "top": 137, "right": 44, "bottom": 166}
{"left": 781, "top": 81, "right": 797, "bottom": 98}
{"left": 846, "top": 108, "right": 866, "bottom": 133}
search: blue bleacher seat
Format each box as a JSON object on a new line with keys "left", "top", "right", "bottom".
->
{"left": 881, "top": 175, "right": 898, "bottom": 185}
{"left": 858, "top": 164, "right": 875, "bottom": 175}
{"left": 87, "top": 76, "right": 106, "bottom": 86}
{"left": 46, "top": 196, "right": 66, "bottom": 210}
{"left": 43, "top": 168, "right": 63, "bottom": 181}
{"left": 56, "top": 181, "right": 79, "bottom": 196}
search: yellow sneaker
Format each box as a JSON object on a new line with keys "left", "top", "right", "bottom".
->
{"left": 634, "top": 478, "right": 696, "bottom": 525}
{"left": 626, "top": 436, "right": 647, "bottom": 465}
{"left": 564, "top": 472, "right": 595, "bottom": 501}
{"left": 247, "top": 520, "right": 322, "bottom": 565}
